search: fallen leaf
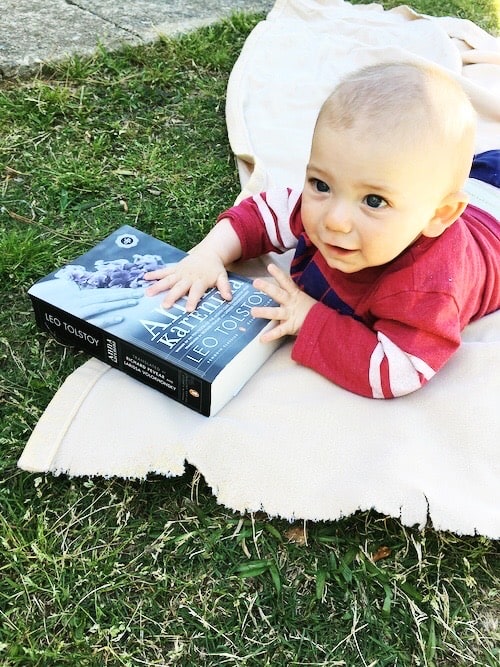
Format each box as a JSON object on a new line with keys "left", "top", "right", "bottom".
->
{"left": 3, "top": 166, "right": 28, "bottom": 177}
{"left": 5, "top": 209, "right": 33, "bottom": 223}
{"left": 372, "top": 546, "right": 392, "bottom": 562}
{"left": 284, "top": 524, "right": 308, "bottom": 546}
{"left": 112, "top": 168, "right": 138, "bottom": 177}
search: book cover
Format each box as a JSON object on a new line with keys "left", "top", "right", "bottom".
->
{"left": 28, "top": 225, "right": 280, "bottom": 416}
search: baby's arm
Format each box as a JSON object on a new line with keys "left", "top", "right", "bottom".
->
{"left": 252, "top": 266, "right": 462, "bottom": 398}
{"left": 145, "top": 218, "right": 242, "bottom": 311}
{"left": 292, "top": 292, "right": 461, "bottom": 398}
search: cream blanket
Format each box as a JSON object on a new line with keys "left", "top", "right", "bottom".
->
{"left": 19, "top": 0, "right": 500, "bottom": 537}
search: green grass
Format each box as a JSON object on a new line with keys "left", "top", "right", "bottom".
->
{"left": 1, "top": 2, "right": 499, "bottom": 666}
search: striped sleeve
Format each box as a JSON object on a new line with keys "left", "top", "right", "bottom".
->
{"left": 217, "top": 188, "right": 302, "bottom": 259}
{"left": 293, "top": 292, "right": 461, "bottom": 399}
{"left": 368, "top": 333, "right": 436, "bottom": 398}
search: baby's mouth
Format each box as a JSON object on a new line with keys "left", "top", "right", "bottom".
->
{"left": 326, "top": 244, "right": 357, "bottom": 256}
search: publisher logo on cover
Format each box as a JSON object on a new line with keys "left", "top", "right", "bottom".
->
{"left": 115, "top": 233, "right": 139, "bottom": 249}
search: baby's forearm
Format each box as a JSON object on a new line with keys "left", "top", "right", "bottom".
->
{"left": 189, "top": 218, "right": 242, "bottom": 266}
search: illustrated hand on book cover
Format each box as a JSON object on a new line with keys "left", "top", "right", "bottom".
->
{"left": 32, "top": 278, "right": 145, "bottom": 328}
{"left": 49, "top": 250, "right": 171, "bottom": 325}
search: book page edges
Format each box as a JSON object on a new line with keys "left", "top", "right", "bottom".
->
{"left": 210, "top": 321, "right": 282, "bottom": 415}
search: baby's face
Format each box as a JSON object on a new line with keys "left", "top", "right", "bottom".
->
{"left": 301, "top": 121, "right": 451, "bottom": 273}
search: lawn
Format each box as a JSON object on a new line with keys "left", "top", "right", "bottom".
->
{"left": 1, "top": 1, "right": 499, "bottom": 665}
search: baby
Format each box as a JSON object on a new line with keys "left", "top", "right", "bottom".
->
{"left": 146, "top": 62, "right": 500, "bottom": 398}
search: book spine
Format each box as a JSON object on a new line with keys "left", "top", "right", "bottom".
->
{"left": 29, "top": 296, "right": 212, "bottom": 416}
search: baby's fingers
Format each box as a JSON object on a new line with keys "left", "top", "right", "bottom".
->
{"left": 185, "top": 280, "right": 212, "bottom": 312}
{"left": 251, "top": 305, "right": 291, "bottom": 341}
{"left": 144, "top": 266, "right": 175, "bottom": 282}
{"left": 252, "top": 278, "right": 282, "bottom": 304}
{"left": 215, "top": 273, "right": 233, "bottom": 302}
{"left": 158, "top": 279, "right": 193, "bottom": 310}
{"left": 259, "top": 319, "right": 289, "bottom": 343}
{"left": 264, "top": 263, "right": 295, "bottom": 289}
{"left": 145, "top": 272, "right": 178, "bottom": 297}
{"left": 251, "top": 305, "right": 284, "bottom": 321}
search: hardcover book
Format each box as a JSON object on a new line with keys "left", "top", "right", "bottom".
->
{"left": 28, "top": 225, "right": 280, "bottom": 416}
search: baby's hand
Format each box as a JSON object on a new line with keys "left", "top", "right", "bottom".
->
{"left": 251, "top": 263, "right": 317, "bottom": 342}
{"left": 145, "top": 250, "right": 232, "bottom": 311}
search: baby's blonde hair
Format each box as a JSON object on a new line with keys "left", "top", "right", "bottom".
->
{"left": 317, "top": 61, "right": 477, "bottom": 191}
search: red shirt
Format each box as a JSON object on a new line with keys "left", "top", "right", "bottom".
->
{"left": 219, "top": 189, "right": 500, "bottom": 398}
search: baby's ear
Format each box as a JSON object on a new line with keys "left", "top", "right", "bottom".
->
{"left": 422, "top": 191, "right": 469, "bottom": 238}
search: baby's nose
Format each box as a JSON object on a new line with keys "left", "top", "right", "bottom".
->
{"left": 324, "top": 200, "right": 352, "bottom": 233}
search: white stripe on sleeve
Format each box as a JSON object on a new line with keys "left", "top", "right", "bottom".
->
{"left": 368, "top": 340, "right": 385, "bottom": 399}
{"left": 265, "top": 188, "right": 301, "bottom": 249}
{"left": 253, "top": 188, "right": 300, "bottom": 252}
{"left": 368, "top": 332, "right": 436, "bottom": 398}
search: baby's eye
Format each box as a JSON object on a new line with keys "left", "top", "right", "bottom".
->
{"left": 311, "top": 178, "right": 330, "bottom": 193}
{"left": 364, "top": 194, "right": 387, "bottom": 209}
